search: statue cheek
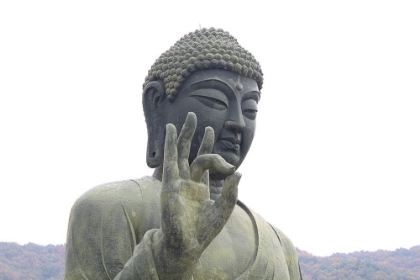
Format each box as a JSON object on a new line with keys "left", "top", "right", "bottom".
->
{"left": 201, "top": 118, "right": 226, "bottom": 141}
{"left": 244, "top": 122, "right": 256, "bottom": 140}
{"left": 241, "top": 127, "right": 256, "bottom": 153}
{"left": 241, "top": 141, "right": 252, "bottom": 157}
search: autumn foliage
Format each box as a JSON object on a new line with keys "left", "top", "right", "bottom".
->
{"left": 298, "top": 246, "right": 420, "bottom": 279}
{"left": 0, "top": 242, "right": 419, "bottom": 279}
{"left": 0, "top": 242, "right": 64, "bottom": 280}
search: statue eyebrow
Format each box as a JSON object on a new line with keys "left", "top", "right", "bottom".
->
{"left": 189, "top": 79, "right": 234, "bottom": 98}
{"left": 242, "top": 91, "right": 260, "bottom": 103}
{"left": 189, "top": 79, "right": 260, "bottom": 102}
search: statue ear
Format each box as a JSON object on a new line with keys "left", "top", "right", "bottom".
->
{"left": 143, "top": 81, "right": 166, "bottom": 168}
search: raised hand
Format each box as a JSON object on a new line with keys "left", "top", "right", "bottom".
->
{"left": 153, "top": 112, "right": 241, "bottom": 280}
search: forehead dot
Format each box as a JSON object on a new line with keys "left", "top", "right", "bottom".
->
{"left": 235, "top": 82, "right": 243, "bottom": 91}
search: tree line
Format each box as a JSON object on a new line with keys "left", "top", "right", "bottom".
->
{"left": 0, "top": 242, "right": 419, "bottom": 279}
{"left": 298, "top": 246, "right": 420, "bottom": 279}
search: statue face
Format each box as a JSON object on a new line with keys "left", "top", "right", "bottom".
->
{"left": 163, "top": 69, "right": 260, "bottom": 178}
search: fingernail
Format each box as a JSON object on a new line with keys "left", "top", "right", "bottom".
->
{"left": 187, "top": 112, "right": 197, "bottom": 119}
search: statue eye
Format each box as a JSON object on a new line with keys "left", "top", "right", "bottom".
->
{"left": 193, "top": 96, "right": 228, "bottom": 110}
{"left": 242, "top": 99, "right": 258, "bottom": 120}
{"left": 242, "top": 109, "right": 258, "bottom": 119}
{"left": 190, "top": 89, "right": 228, "bottom": 110}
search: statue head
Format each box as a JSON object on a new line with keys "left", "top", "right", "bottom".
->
{"left": 143, "top": 28, "right": 263, "bottom": 179}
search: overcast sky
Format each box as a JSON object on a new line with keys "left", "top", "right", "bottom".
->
{"left": 1, "top": 0, "right": 419, "bottom": 257}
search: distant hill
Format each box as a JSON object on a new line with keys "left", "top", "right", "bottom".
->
{"left": 298, "top": 246, "right": 420, "bottom": 280}
{"left": 0, "top": 242, "right": 64, "bottom": 280}
{"left": 0, "top": 242, "right": 419, "bottom": 279}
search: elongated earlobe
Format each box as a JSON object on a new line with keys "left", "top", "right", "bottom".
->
{"left": 143, "top": 81, "right": 166, "bottom": 168}
{"left": 146, "top": 129, "right": 164, "bottom": 168}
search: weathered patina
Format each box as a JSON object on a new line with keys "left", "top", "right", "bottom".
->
{"left": 65, "top": 28, "right": 302, "bottom": 280}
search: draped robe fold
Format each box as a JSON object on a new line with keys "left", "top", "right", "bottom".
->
{"left": 65, "top": 177, "right": 302, "bottom": 280}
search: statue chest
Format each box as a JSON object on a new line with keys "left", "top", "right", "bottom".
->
{"left": 122, "top": 180, "right": 293, "bottom": 279}
{"left": 192, "top": 203, "right": 292, "bottom": 280}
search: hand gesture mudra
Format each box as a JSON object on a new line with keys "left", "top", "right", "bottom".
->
{"left": 153, "top": 112, "right": 241, "bottom": 280}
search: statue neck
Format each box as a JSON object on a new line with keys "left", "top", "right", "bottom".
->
{"left": 153, "top": 167, "right": 224, "bottom": 201}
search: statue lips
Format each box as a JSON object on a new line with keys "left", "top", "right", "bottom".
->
{"left": 219, "top": 137, "right": 241, "bottom": 152}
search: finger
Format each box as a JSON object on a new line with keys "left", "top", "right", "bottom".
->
{"left": 214, "top": 172, "right": 241, "bottom": 219}
{"left": 190, "top": 154, "right": 235, "bottom": 182}
{"left": 177, "top": 112, "right": 197, "bottom": 178}
{"left": 162, "top": 124, "right": 179, "bottom": 189}
{"left": 197, "top": 172, "right": 241, "bottom": 246}
{"left": 197, "top": 127, "right": 214, "bottom": 185}
{"left": 197, "top": 126, "right": 214, "bottom": 156}
{"left": 202, "top": 170, "right": 209, "bottom": 186}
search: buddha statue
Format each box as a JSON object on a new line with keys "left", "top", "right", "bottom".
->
{"left": 65, "top": 28, "right": 302, "bottom": 280}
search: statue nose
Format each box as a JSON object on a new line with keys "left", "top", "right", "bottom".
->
{"left": 224, "top": 120, "right": 245, "bottom": 133}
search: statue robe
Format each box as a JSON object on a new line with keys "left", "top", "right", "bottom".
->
{"left": 65, "top": 177, "right": 302, "bottom": 279}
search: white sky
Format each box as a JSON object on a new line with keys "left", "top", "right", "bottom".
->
{"left": 0, "top": 0, "right": 419, "bottom": 257}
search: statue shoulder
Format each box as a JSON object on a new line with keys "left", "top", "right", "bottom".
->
{"left": 66, "top": 177, "right": 162, "bottom": 279}
{"left": 271, "top": 226, "right": 302, "bottom": 280}
{"left": 71, "top": 176, "right": 162, "bottom": 216}
{"left": 75, "top": 177, "right": 161, "bottom": 202}
{"left": 271, "top": 227, "right": 297, "bottom": 257}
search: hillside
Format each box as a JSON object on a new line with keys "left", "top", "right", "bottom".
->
{"left": 298, "top": 246, "right": 420, "bottom": 279}
{"left": 0, "top": 243, "right": 64, "bottom": 280}
{"left": 0, "top": 242, "right": 419, "bottom": 279}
